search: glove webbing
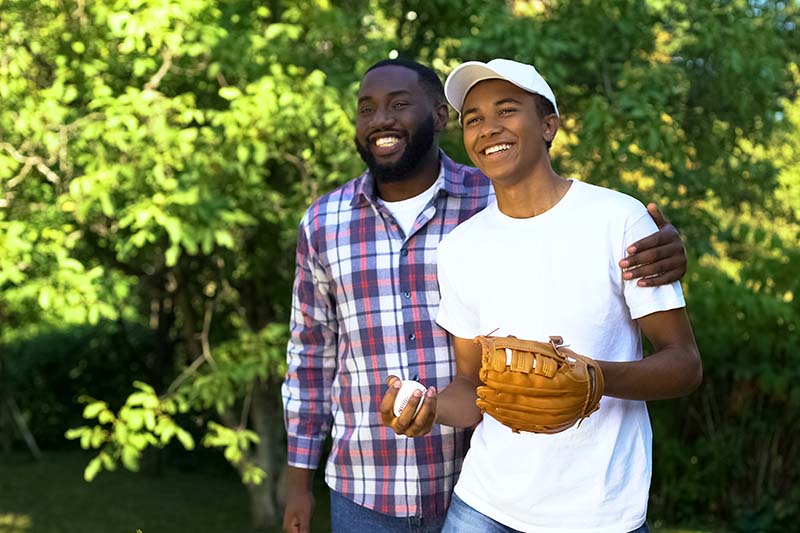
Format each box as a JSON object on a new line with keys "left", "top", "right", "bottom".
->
{"left": 479, "top": 336, "right": 566, "bottom": 378}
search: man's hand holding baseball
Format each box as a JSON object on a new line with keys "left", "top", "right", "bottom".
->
{"left": 380, "top": 375, "right": 437, "bottom": 437}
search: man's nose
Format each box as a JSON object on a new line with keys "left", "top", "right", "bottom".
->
{"left": 370, "top": 107, "right": 395, "bottom": 128}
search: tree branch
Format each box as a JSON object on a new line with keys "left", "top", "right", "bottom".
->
{"left": 144, "top": 48, "right": 173, "bottom": 91}
{"left": 199, "top": 299, "right": 218, "bottom": 368}
{"left": 239, "top": 379, "right": 254, "bottom": 430}
{"left": 72, "top": 0, "right": 88, "bottom": 26}
{"left": 165, "top": 352, "right": 207, "bottom": 395}
{"left": 0, "top": 142, "right": 61, "bottom": 186}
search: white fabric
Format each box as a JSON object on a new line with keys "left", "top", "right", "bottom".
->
{"left": 378, "top": 176, "right": 442, "bottom": 237}
{"left": 444, "top": 58, "right": 559, "bottom": 116}
{"left": 436, "top": 179, "right": 685, "bottom": 533}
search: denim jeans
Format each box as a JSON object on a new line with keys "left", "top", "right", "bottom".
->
{"left": 330, "top": 490, "right": 446, "bottom": 533}
{"left": 442, "top": 493, "right": 650, "bottom": 533}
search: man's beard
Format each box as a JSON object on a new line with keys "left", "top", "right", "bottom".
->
{"left": 355, "top": 116, "right": 435, "bottom": 183}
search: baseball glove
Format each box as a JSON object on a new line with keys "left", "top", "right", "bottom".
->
{"left": 474, "top": 335, "right": 604, "bottom": 434}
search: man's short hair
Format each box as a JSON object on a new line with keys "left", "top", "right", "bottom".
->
{"left": 365, "top": 59, "right": 446, "bottom": 105}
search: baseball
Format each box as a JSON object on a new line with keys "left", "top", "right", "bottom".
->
{"left": 392, "top": 380, "right": 427, "bottom": 418}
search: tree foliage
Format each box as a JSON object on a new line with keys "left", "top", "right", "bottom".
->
{"left": 1, "top": 0, "right": 799, "bottom": 529}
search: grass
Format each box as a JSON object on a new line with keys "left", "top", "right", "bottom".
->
{"left": 0, "top": 450, "right": 257, "bottom": 533}
{"left": 0, "top": 451, "right": 719, "bottom": 533}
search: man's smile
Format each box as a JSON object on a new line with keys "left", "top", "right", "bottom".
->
{"left": 370, "top": 133, "right": 406, "bottom": 157}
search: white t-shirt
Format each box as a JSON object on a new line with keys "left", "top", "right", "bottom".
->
{"left": 378, "top": 177, "right": 442, "bottom": 237}
{"left": 436, "top": 179, "right": 685, "bottom": 533}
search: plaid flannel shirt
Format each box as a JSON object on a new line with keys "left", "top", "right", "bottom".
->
{"left": 282, "top": 153, "right": 493, "bottom": 518}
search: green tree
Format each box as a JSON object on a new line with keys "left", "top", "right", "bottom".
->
{"left": 2, "top": 0, "right": 799, "bottom": 529}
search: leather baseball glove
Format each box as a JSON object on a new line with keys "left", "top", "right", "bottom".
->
{"left": 474, "top": 335, "right": 604, "bottom": 434}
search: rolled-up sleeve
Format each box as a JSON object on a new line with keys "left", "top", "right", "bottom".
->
{"left": 282, "top": 220, "right": 338, "bottom": 469}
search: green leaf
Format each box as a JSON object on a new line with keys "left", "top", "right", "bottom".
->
{"left": 175, "top": 428, "right": 195, "bottom": 451}
{"left": 219, "top": 86, "right": 242, "bottom": 100}
{"left": 84, "top": 456, "right": 102, "bottom": 482}
{"left": 83, "top": 401, "right": 108, "bottom": 419}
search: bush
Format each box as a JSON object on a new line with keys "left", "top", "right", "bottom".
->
{"left": 1, "top": 321, "right": 155, "bottom": 450}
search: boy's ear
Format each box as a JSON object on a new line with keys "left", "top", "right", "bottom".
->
{"left": 543, "top": 113, "right": 560, "bottom": 143}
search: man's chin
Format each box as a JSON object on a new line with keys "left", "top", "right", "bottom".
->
{"left": 357, "top": 150, "right": 412, "bottom": 183}
{"left": 369, "top": 152, "right": 403, "bottom": 168}
{"left": 370, "top": 163, "right": 412, "bottom": 184}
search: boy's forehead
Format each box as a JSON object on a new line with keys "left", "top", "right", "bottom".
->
{"left": 463, "top": 79, "right": 531, "bottom": 106}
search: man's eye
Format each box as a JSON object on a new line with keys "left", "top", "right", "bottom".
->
{"left": 393, "top": 102, "right": 409, "bottom": 109}
{"left": 499, "top": 108, "right": 517, "bottom": 116}
{"left": 464, "top": 117, "right": 480, "bottom": 126}
{"left": 359, "top": 107, "right": 373, "bottom": 115}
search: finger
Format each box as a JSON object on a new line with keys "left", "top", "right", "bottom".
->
{"left": 622, "top": 241, "right": 680, "bottom": 271}
{"left": 407, "top": 388, "right": 437, "bottom": 437}
{"left": 392, "top": 389, "right": 424, "bottom": 434}
{"left": 297, "top": 512, "right": 311, "bottom": 533}
{"left": 621, "top": 223, "right": 679, "bottom": 259}
{"left": 385, "top": 374, "right": 401, "bottom": 386}
{"left": 646, "top": 202, "right": 668, "bottom": 229}
{"left": 285, "top": 516, "right": 301, "bottom": 533}
{"left": 623, "top": 253, "right": 685, "bottom": 280}
{"left": 621, "top": 233, "right": 683, "bottom": 269}
{"left": 636, "top": 266, "right": 686, "bottom": 287}
{"left": 379, "top": 379, "right": 402, "bottom": 426}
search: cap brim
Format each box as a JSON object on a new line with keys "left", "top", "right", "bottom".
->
{"left": 444, "top": 62, "right": 508, "bottom": 114}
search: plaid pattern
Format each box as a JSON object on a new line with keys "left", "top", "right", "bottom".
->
{"left": 282, "top": 153, "right": 493, "bottom": 518}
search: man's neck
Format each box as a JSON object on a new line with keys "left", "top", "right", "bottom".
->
{"left": 375, "top": 148, "right": 441, "bottom": 202}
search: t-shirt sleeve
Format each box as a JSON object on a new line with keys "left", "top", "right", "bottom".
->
{"left": 435, "top": 238, "right": 481, "bottom": 339}
{"left": 623, "top": 211, "right": 686, "bottom": 319}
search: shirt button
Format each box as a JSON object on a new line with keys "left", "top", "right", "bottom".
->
{"left": 401, "top": 249, "right": 408, "bottom": 256}
{"left": 402, "top": 291, "right": 410, "bottom": 299}
{"left": 408, "top": 333, "right": 416, "bottom": 341}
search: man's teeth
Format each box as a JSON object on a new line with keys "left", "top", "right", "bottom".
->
{"left": 485, "top": 143, "right": 512, "bottom": 155}
{"left": 375, "top": 136, "right": 400, "bottom": 147}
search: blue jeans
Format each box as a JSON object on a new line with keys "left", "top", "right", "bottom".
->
{"left": 442, "top": 493, "right": 650, "bottom": 533}
{"left": 330, "top": 490, "right": 446, "bottom": 533}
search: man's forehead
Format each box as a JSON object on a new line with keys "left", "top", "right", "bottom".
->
{"left": 358, "top": 65, "right": 421, "bottom": 97}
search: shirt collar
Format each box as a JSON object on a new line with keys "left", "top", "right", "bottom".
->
{"left": 351, "top": 151, "right": 470, "bottom": 208}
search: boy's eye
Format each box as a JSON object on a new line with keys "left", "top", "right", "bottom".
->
{"left": 464, "top": 116, "right": 480, "bottom": 126}
{"left": 499, "top": 108, "right": 517, "bottom": 115}
{"left": 393, "top": 101, "right": 409, "bottom": 109}
{"left": 359, "top": 107, "right": 373, "bottom": 115}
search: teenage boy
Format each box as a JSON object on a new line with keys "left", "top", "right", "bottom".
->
{"left": 380, "top": 59, "right": 702, "bottom": 533}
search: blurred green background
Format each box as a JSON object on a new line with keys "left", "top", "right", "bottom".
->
{"left": 1, "top": 0, "right": 798, "bottom": 532}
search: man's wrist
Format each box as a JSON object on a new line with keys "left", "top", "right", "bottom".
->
{"left": 285, "top": 465, "right": 315, "bottom": 491}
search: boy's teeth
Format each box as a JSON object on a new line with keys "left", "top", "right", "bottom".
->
{"left": 485, "top": 143, "right": 511, "bottom": 155}
{"left": 375, "top": 136, "right": 400, "bottom": 147}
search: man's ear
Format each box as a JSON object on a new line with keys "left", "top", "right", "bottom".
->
{"left": 542, "top": 113, "right": 559, "bottom": 143}
{"left": 433, "top": 102, "right": 450, "bottom": 132}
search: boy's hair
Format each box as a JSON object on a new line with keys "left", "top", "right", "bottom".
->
{"left": 534, "top": 94, "right": 557, "bottom": 151}
{"left": 365, "top": 59, "right": 446, "bottom": 105}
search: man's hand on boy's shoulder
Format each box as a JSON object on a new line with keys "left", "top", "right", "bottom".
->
{"left": 619, "top": 203, "right": 687, "bottom": 287}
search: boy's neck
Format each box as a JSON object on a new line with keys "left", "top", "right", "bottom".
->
{"left": 493, "top": 167, "right": 571, "bottom": 219}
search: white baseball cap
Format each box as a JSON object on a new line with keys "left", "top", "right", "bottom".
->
{"left": 444, "top": 58, "right": 559, "bottom": 119}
